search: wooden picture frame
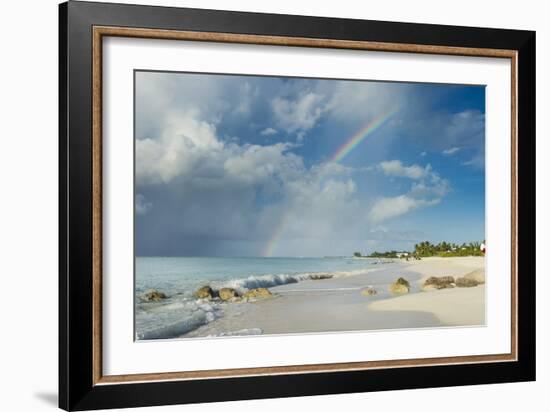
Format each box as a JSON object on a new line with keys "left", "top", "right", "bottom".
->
{"left": 59, "top": 1, "right": 535, "bottom": 410}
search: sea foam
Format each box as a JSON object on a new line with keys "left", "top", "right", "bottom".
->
{"left": 136, "top": 299, "right": 221, "bottom": 340}
{"left": 215, "top": 268, "right": 370, "bottom": 293}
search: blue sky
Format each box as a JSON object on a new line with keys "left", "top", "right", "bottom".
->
{"left": 135, "top": 71, "right": 485, "bottom": 257}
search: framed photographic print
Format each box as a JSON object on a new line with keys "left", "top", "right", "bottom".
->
{"left": 59, "top": 1, "right": 535, "bottom": 410}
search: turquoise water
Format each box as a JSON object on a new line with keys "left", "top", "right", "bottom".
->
{"left": 135, "top": 256, "right": 381, "bottom": 340}
{"left": 136, "top": 256, "right": 379, "bottom": 294}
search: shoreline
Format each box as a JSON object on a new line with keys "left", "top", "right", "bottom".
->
{"left": 180, "top": 256, "right": 485, "bottom": 339}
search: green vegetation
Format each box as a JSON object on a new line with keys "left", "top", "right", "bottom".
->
{"left": 413, "top": 241, "right": 484, "bottom": 257}
{"left": 356, "top": 240, "right": 484, "bottom": 259}
{"left": 368, "top": 250, "right": 399, "bottom": 258}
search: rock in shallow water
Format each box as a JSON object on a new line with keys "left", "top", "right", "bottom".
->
{"left": 310, "top": 274, "right": 334, "bottom": 280}
{"left": 361, "top": 287, "right": 377, "bottom": 296}
{"left": 389, "top": 277, "right": 410, "bottom": 294}
{"left": 243, "top": 287, "right": 272, "bottom": 299}
{"left": 194, "top": 285, "right": 215, "bottom": 299}
{"left": 219, "top": 287, "right": 239, "bottom": 301}
{"left": 142, "top": 290, "right": 167, "bottom": 302}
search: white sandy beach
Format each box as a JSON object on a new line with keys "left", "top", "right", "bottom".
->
{"left": 186, "top": 256, "right": 485, "bottom": 337}
{"left": 369, "top": 257, "right": 485, "bottom": 326}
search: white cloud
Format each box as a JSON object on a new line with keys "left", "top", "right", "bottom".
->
{"left": 223, "top": 143, "right": 303, "bottom": 188}
{"left": 135, "top": 71, "right": 232, "bottom": 139}
{"left": 268, "top": 81, "right": 407, "bottom": 141}
{"left": 443, "top": 147, "right": 461, "bottom": 155}
{"left": 260, "top": 127, "right": 278, "bottom": 136}
{"left": 370, "top": 160, "right": 450, "bottom": 223}
{"left": 369, "top": 195, "right": 439, "bottom": 222}
{"left": 136, "top": 110, "right": 307, "bottom": 192}
{"left": 409, "top": 179, "right": 449, "bottom": 199}
{"left": 271, "top": 91, "right": 327, "bottom": 133}
{"left": 420, "top": 151, "right": 427, "bottom": 157}
{"left": 378, "top": 160, "right": 429, "bottom": 180}
{"left": 136, "top": 111, "right": 224, "bottom": 185}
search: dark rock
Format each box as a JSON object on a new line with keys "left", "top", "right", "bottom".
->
{"left": 219, "top": 288, "right": 239, "bottom": 301}
{"left": 455, "top": 277, "right": 479, "bottom": 287}
{"left": 194, "top": 285, "right": 215, "bottom": 299}
{"left": 310, "top": 274, "right": 334, "bottom": 280}
{"left": 243, "top": 287, "right": 272, "bottom": 299}
{"left": 423, "top": 276, "right": 455, "bottom": 290}
{"left": 389, "top": 277, "right": 410, "bottom": 294}
{"left": 142, "top": 290, "right": 167, "bottom": 302}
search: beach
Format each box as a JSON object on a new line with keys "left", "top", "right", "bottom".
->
{"left": 138, "top": 256, "right": 485, "bottom": 340}
{"left": 369, "top": 257, "right": 485, "bottom": 327}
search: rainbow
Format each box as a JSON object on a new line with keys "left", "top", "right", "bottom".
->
{"left": 262, "top": 108, "right": 398, "bottom": 257}
{"left": 262, "top": 210, "right": 293, "bottom": 258}
{"left": 329, "top": 108, "right": 399, "bottom": 163}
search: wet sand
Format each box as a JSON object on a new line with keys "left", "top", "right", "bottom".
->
{"left": 186, "top": 256, "right": 485, "bottom": 337}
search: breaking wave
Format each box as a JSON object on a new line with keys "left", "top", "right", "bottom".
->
{"left": 136, "top": 299, "right": 221, "bottom": 340}
{"left": 215, "top": 268, "right": 370, "bottom": 293}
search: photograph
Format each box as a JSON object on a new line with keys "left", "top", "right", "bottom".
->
{"left": 134, "top": 71, "right": 487, "bottom": 341}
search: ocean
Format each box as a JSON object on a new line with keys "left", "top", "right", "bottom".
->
{"left": 135, "top": 256, "right": 384, "bottom": 340}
